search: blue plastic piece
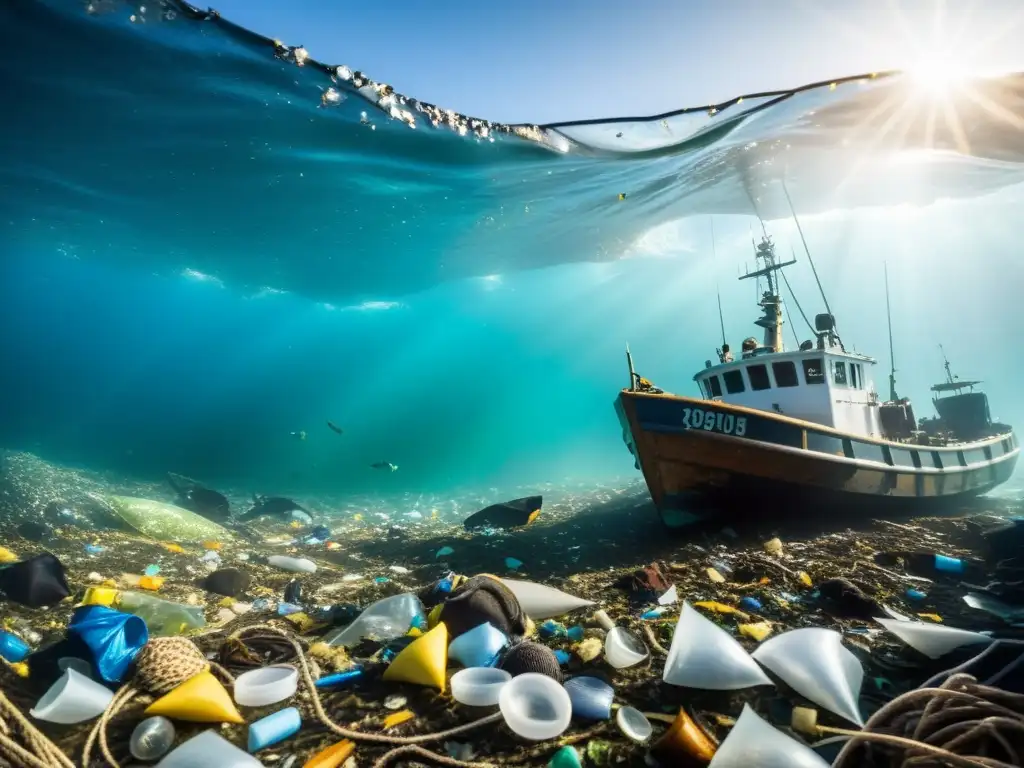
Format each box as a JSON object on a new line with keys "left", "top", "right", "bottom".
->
{"left": 0, "top": 631, "right": 29, "bottom": 663}
{"left": 68, "top": 605, "right": 148, "bottom": 683}
{"left": 435, "top": 574, "right": 455, "bottom": 594}
{"left": 640, "top": 608, "right": 665, "bottom": 620}
{"left": 315, "top": 668, "right": 363, "bottom": 688}
{"left": 374, "top": 576, "right": 390, "bottom": 584}
{"left": 144, "top": 564, "right": 161, "bottom": 577}
{"left": 933, "top": 554, "right": 964, "bottom": 574}
{"left": 563, "top": 676, "right": 614, "bottom": 721}
{"left": 248, "top": 706, "right": 301, "bottom": 752}
{"left": 448, "top": 622, "right": 508, "bottom": 668}
{"left": 539, "top": 620, "right": 566, "bottom": 639}
{"left": 277, "top": 602, "right": 302, "bottom": 616}
{"left": 739, "top": 597, "right": 763, "bottom": 612}
{"left": 84, "top": 545, "right": 105, "bottom": 555}
{"left": 566, "top": 626, "right": 585, "bottom": 642}
{"left": 906, "top": 588, "right": 928, "bottom": 601}
{"left": 554, "top": 649, "right": 571, "bottom": 665}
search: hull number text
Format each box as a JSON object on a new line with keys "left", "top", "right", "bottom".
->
{"left": 681, "top": 408, "right": 747, "bottom": 436}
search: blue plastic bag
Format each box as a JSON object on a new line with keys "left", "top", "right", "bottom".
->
{"left": 68, "top": 605, "right": 149, "bottom": 684}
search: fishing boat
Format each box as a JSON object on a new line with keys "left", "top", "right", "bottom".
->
{"left": 615, "top": 216, "right": 1019, "bottom": 528}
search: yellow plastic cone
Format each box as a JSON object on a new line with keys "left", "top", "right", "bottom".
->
{"left": 144, "top": 669, "right": 244, "bottom": 724}
{"left": 382, "top": 623, "right": 448, "bottom": 691}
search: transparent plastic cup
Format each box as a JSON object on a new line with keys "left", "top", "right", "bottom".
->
{"left": 30, "top": 668, "right": 114, "bottom": 724}
{"left": 563, "top": 676, "right": 614, "bottom": 721}
{"left": 604, "top": 627, "right": 649, "bottom": 669}
{"left": 157, "top": 730, "right": 262, "bottom": 767}
{"left": 663, "top": 602, "right": 772, "bottom": 690}
{"left": 616, "top": 706, "right": 653, "bottom": 743}
{"left": 498, "top": 672, "right": 573, "bottom": 741}
{"left": 448, "top": 622, "right": 508, "bottom": 668}
{"left": 501, "top": 579, "right": 595, "bottom": 619}
{"left": 751, "top": 627, "right": 864, "bottom": 726}
{"left": 451, "top": 667, "right": 512, "bottom": 707}
{"left": 325, "top": 593, "right": 425, "bottom": 647}
{"left": 233, "top": 664, "right": 299, "bottom": 707}
{"left": 708, "top": 704, "right": 829, "bottom": 768}
{"left": 876, "top": 617, "right": 992, "bottom": 659}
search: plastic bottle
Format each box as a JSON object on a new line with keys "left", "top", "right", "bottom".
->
{"left": 83, "top": 588, "right": 206, "bottom": 636}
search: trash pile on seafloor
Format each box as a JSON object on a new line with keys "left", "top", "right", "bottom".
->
{"left": 2, "top": 493, "right": 1024, "bottom": 767}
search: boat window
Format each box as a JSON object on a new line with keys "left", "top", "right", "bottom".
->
{"left": 833, "top": 361, "right": 848, "bottom": 387}
{"left": 722, "top": 369, "right": 746, "bottom": 394}
{"left": 850, "top": 363, "right": 859, "bottom": 389}
{"left": 707, "top": 375, "right": 723, "bottom": 398}
{"left": 747, "top": 364, "right": 771, "bottom": 391}
{"left": 772, "top": 361, "right": 799, "bottom": 388}
{"left": 802, "top": 358, "right": 825, "bottom": 385}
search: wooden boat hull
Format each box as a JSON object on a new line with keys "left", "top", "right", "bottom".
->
{"left": 616, "top": 389, "right": 1021, "bottom": 528}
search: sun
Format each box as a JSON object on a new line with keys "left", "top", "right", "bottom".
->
{"left": 904, "top": 53, "right": 969, "bottom": 97}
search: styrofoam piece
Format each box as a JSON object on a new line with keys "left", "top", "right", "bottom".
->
{"left": 876, "top": 618, "right": 992, "bottom": 659}
{"left": 751, "top": 627, "right": 864, "bottom": 726}
{"left": 663, "top": 602, "right": 773, "bottom": 690}
{"left": 708, "top": 705, "right": 829, "bottom": 768}
{"left": 157, "top": 730, "right": 261, "bottom": 767}
{"left": 501, "top": 579, "right": 595, "bottom": 619}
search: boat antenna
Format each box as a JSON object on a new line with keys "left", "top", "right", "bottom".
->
{"left": 781, "top": 178, "right": 834, "bottom": 321}
{"left": 626, "top": 343, "right": 636, "bottom": 391}
{"left": 780, "top": 245, "right": 816, "bottom": 340}
{"left": 940, "top": 343, "right": 955, "bottom": 385}
{"left": 711, "top": 219, "right": 727, "bottom": 348}
{"left": 884, "top": 262, "right": 898, "bottom": 402}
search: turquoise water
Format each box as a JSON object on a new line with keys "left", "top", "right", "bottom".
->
{"left": 3, "top": 0, "right": 1024, "bottom": 498}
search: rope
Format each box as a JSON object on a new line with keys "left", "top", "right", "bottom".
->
{"left": 0, "top": 690, "right": 74, "bottom": 768}
{"left": 830, "top": 674, "right": 1024, "bottom": 767}
{"left": 229, "top": 624, "right": 505, "bottom": 766}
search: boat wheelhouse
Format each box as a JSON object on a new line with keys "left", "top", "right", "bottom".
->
{"left": 615, "top": 220, "right": 1019, "bottom": 528}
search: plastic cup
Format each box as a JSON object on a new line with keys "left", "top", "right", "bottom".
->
{"left": 157, "top": 730, "right": 262, "bottom": 767}
{"left": 448, "top": 622, "right": 508, "bottom": 668}
{"left": 233, "top": 664, "right": 299, "bottom": 707}
{"left": 616, "top": 706, "right": 653, "bottom": 743}
{"left": 30, "top": 668, "right": 115, "bottom": 724}
{"left": 663, "top": 602, "right": 773, "bottom": 690}
{"left": 604, "top": 627, "right": 649, "bottom": 669}
{"left": 563, "top": 676, "right": 614, "bottom": 721}
{"left": 498, "top": 672, "right": 572, "bottom": 741}
{"left": 708, "top": 704, "right": 829, "bottom": 768}
{"left": 451, "top": 667, "right": 512, "bottom": 707}
{"left": 248, "top": 706, "right": 301, "bottom": 752}
{"left": 501, "top": 579, "right": 595, "bottom": 619}
{"left": 751, "top": 627, "right": 864, "bottom": 726}
{"left": 876, "top": 617, "right": 991, "bottom": 659}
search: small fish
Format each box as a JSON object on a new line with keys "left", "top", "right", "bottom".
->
{"left": 327, "top": 420, "right": 344, "bottom": 435}
{"left": 371, "top": 461, "right": 398, "bottom": 472}
{"left": 435, "top": 546, "right": 454, "bottom": 559}
{"left": 241, "top": 494, "right": 310, "bottom": 522}
{"left": 464, "top": 496, "right": 542, "bottom": 531}
{"left": 291, "top": 430, "right": 307, "bottom": 441}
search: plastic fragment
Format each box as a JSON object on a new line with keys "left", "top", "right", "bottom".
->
{"left": 383, "top": 710, "right": 415, "bottom": 729}
{"left": 706, "top": 568, "right": 725, "bottom": 583}
{"left": 738, "top": 622, "right": 773, "bottom": 642}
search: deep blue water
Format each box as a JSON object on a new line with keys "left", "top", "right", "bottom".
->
{"left": 2, "top": 0, "right": 1024, "bottom": 497}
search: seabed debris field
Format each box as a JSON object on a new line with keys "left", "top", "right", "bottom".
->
{"left": 1, "top": 451, "right": 1024, "bottom": 767}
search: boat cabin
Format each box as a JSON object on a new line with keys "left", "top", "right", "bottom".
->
{"left": 692, "top": 232, "right": 884, "bottom": 439}
{"left": 694, "top": 347, "right": 883, "bottom": 437}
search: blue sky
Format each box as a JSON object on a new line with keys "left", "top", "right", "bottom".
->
{"left": 209, "top": 0, "right": 1024, "bottom": 123}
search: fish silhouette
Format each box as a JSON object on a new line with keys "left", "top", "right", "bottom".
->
{"left": 464, "top": 496, "right": 542, "bottom": 530}
{"left": 167, "top": 472, "right": 231, "bottom": 521}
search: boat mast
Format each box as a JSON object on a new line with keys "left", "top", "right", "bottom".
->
{"left": 884, "top": 262, "right": 898, "bottom": 402}
{"left": 940, "top": 344, "right": 955, "bottom": 385}
{"left": 738, "top": 230, "right": 796, "bottom": 353}
{"left": 711, "top": 219, "right": 727, "bottom": 350}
